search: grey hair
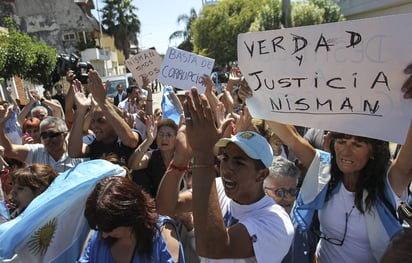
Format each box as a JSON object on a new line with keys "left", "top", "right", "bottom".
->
{"left": 31, "top": 106, "right": 48, "bottom": 116}
{"left": 39, "top": 117, "right": 68, "bottom": 132}
{"left": 264, "top": 156, "right": 301, "bottom": 188}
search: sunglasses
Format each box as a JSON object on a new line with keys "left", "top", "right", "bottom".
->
{"left": 40, "top": 131, "right": 63, "bottom": 139}
{"left": 264, "top": 187, "right": 298, "bottom": 198}
{"left": 312, "top": 206, "right": 355, "bottom": 246}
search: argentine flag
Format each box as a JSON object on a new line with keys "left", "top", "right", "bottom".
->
{"left": 0, "top": 159, "right": 126, "bottom": 263}
{"left": 161, "top": 86, "right": 182, "bottom": 125}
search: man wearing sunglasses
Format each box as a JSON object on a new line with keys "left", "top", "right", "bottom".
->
{"left": 0, "top": 114, "right": 85, "bottom": 173}
{"left": 68, "top": 70, "right": 141, "bottom": 166}
{"left": 264, "top": 156, "right": 318, "bottom": 263}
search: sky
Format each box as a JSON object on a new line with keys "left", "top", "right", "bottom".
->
{"left": 93, "top": 0, "right": 204, "bottom": 55}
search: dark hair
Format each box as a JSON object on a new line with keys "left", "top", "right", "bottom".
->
{"left": 157, "top": 118, "right": 178, "bottom": 135}
{"left": 127, "top": 85, "right": 138, "bottom": 94}
{"left": 10, "top": 164, "right": 57, "bottom": 195}
{"left": 327, "top": 133, "right": 391, "bottom": 213}
{"left": 84, "top": 176, "right": 158, "bottom": 258}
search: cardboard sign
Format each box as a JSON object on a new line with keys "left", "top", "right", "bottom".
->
{"left": 158, "top": 47, "right": 215, "bottom": 92}
{"left": 125, "top": 49, "right": 162, "bottom": 86}
{"left": 238, "top": 13, "right": 412, "bottom": 144}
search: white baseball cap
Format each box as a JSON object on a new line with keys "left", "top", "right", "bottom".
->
{"left": 215, "top": 131, "right": 273, "bottom": 168}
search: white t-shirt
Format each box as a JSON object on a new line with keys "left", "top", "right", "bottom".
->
{"left": 200, "top": 178, "right": 294, "bottom": 263}
{"left": 25, "top": 144, "right": 86, "bottom": 173}
{"left": 317, "top": 180, "right": 407, "bottom": 263}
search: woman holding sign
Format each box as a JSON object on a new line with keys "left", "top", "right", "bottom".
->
{"left": 238, "top": 64, "right": 412, "bottom": 263}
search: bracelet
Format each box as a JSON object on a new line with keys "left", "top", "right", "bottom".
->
{"left": 190, "top": 164, "right": 217, "bottom": 170}
{"left": 169, "top": 160, "right": 189, "bottom": 172}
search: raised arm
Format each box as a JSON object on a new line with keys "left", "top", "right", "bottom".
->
{"left": 141, "top": 76, "right": 153, "bottom": 116}
{"left": 88, "top": 70, "right": 139, "bottom": 148}
{"left": 68, "top": 80, "right": 90, "bottom": 158}
{"left": 0, "top": 106, "right": 28, "bottom": 162}
{"left": 17, "top": 92, "right": 36, "bottom": 126}
{"left": 239, "top": 81, "right": 316, "bottom": 168}
{"left": 183, "top": 88, "right": 254, "bottom": 259}
{"left": 156, "top": 124, "right": 193, "bottom": 217}
{"left": 388, "top": 64, "right": 412, "bottom": 196}
{"left": 128, "top": 116, "right": 156, "bottom": 170}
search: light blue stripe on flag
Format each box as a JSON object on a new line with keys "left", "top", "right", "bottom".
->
{"left": 0, "top": 159, "right": 126, "bottom": 262}
{"left": 161, "top": 86, "right": 181, "bottom": 125}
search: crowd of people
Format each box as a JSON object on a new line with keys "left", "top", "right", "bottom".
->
{"left": 0, "top": 58, "right": 411, "bottom": 263}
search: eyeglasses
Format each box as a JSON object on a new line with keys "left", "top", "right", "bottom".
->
{"left": 264, "top": 187, "right": 298, "bottom": 198}
{"left": 313, "top": 206, "right": 355, "bottom": 246}
{"left": 40, "top": 131, "right": 63, "bottom": 139}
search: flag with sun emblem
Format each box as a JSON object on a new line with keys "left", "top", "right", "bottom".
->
{"left": 0, "top": 159, "right": 126, "bottom": 263}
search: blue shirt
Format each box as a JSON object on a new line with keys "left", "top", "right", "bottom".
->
{"left": 78, "top": 216, "right": 184, "bottom": 263}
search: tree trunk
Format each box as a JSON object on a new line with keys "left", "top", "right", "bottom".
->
{"left": 282, "top": 0, "right": 291, "bottom": 28}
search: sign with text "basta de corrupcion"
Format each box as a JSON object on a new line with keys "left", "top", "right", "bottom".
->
{"left": 158, "top": 47, "right": 215, "bottom": 92}
{"left": 238, "top": 13, "right": 412, "bottom": 144}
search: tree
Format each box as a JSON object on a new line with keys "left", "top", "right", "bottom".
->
{"left": 26, "top": 40, "right": 58, "bottom": 89}
{"left": 169, "top": 8, "right": 198, "bottom": 52}
{"left": 249, "top": 0, "right": 282, "bottom": 32}
{"left": 282, "top": 0, "right": 291, "bottom": 27}
{"left": 310, "top": 0, "right": 345, "bottom": 23}
{"left": 292, "top": 0, "right": 344, "bottom": 27}
{"left": 0, "top": 17, "right": 57, "bottom": 88}
{"left": 190, "top": 0, "right": 344, "bottom": 65}
{"left": 0, "top": 17, "right": 36, "bottom": 80}
{"left": 101, "top": 0, "right": 141, "bottom": 59}
{"left": 192, "top": 0, "right": 265, "bottom": 65}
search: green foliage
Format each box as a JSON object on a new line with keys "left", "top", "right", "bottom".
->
{"left": 101, "top": 0, "right": 140, "bottom": 59}
{"left": 192, "top": 0, "right": 265, "bottom": 65}
{"left": 249, "top": 0, "right": 282, "bottom": 32}
{"left": 0, "top": 17, "right": 36, "bottom": 79}
{"left": 26, "top": 41, "right": 57, "bottom": 86}
{"left": 182, "top": 0, "right": 344, "bottom": 66}
{"left": 76, "top": 38, "right": 98, "bottom": 51}
{"left": 310, "top": 0, "right": 345, "bottom": 23}
{"left": 292, "top": 1, "right": 324, "bottom": 27}
{"left": 0, "top": 17, "right": 57, "bottom": 87}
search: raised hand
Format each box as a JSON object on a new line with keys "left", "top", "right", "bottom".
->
{"left": 72, "top": 79, "right": 91, "bottom": 111}
{"left": 402, "top": 64, "right": 412, "bottom": 99}
{"left": 87, "top": 70, "right": 106, "bottom": 103}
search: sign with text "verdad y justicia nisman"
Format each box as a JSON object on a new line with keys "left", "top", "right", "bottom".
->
{"left": 238, "top": 13, "right": 412, "bottom": 144}
{"left": 158, "top": 47, "right": 215, "bottom": 92}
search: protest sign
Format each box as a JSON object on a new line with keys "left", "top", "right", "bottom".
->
{"left": 238, "top": 13, "right": 412, "bottom": 144}
{"left": 125, "top": 49, "right": 162, "bottom": 86}
{"left": 158, "top": 47, "right": 215, "bottom": 92}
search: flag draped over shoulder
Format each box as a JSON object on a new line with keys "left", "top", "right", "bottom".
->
{"left": 161, "top": 86, "right": 181, "bottom": 125}
{"left": 0, "top": 159, "right": 126, "bottom": 263}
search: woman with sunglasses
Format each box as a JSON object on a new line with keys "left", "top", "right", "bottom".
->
{"left": 78, "top": 176, "right": 184, "bottom": 263}
{"left": 239, "top": 64, "right": 412, "bottom": 263}
{"left": 128, "top": 118, "right": 182, "bottom": 198}
{"left": 264, "top": 156, "right": 318, "bottom": 263}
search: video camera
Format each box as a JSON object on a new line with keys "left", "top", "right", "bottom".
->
{"left": 55, "top": 53, "right": 94, "bottom": 84}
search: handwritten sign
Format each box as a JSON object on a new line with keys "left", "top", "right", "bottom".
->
{"left": 125, "top": 49, "right": 162, "bottom": 86}
{"left": 158, "top": 47, "right": 215, "bottom": 92}
{"left": 238, "top": 13, "right": 412, "bottom": 144}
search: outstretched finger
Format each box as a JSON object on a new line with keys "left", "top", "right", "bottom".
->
{"left": 201, "top": 94, "right": 214, "bottom": 124}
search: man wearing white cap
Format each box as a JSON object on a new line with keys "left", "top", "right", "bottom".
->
{"left": 157, "top": 88, "right": 294, "bottom": 263}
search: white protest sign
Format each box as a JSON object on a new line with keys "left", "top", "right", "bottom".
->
{"left": 158, "top": 47, "right": 215, "bottom": 92}
{"left": 238, "top": 13, "right": 412, "bottom": 144}
{"left": 125, "top": 49, "right": 162, "bottom": 86}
